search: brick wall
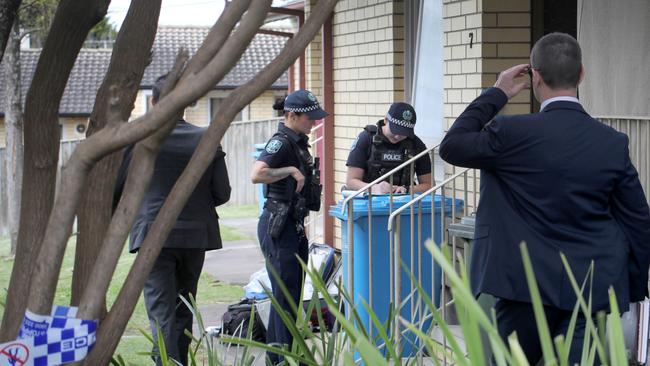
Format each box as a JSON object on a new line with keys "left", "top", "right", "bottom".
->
{"left": 442, "top": 0, "right": 532, "bottom": 213}
{"left": 330, "top": 0, "right": 405, "bottom": 244}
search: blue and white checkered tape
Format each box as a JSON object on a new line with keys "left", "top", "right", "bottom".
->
{"left": 0, "top": 305, "right": 97, "bottom": 366}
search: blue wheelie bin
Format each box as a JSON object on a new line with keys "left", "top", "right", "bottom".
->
{"left": 251, "top": 143, "right": 267, "bottom": 215}
{"left": 330, "top": 194, "right": 460, "bottom": 357}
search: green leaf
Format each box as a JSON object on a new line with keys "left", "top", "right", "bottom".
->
{"left": 519, "top": 243, "right": 557, "bottom": 366}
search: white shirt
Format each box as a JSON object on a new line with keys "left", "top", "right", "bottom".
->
{"left": 540, "top": 96, "right": 580, "bottom": 111}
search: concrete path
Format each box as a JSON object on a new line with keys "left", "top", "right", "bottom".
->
{"left": 193, "top": 216, "right": 267, "bottom": 364}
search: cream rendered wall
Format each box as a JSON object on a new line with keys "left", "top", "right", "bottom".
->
{"left": 249, "top": 90, "right": 285, "bottom": 121}
{"left": 131, "top": 89, "right": 277, "bottom": 125}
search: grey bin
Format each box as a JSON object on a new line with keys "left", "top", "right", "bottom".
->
{"left": 433, "top": 215, "right": 496, "bottom": 362}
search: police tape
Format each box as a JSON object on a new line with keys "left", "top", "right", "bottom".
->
{"left": 0, "top": 305, "right": 97, "bottom": 366}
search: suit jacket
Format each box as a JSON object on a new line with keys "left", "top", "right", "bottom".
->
{"left": 114, "top": 119, "right": 231, "bottom": 253}
{"left": 440, "top": 87, "right": 650, "bottom": 312}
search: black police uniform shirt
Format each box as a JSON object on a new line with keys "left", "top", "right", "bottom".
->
{"left": 258, "top": 122, "right": 310, "bottom": 197}
{"left": 346, "top": 124, "right": 432, "bottom": 180}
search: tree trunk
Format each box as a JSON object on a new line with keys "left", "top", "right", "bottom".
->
{"left": 0, "top": 0, "right": 110, "bottom": 342}
{"left": 0, "top": 0, "right": 21, "bottom": 63}
{"left": 4, "top": 17, "right": 23, "bottom": 256}
{"left": 71, "top": 0, "right": 162, "bottom": 309}
{"left": 76, "top": 0, "right": 252, "bottom": 322}
{"left": 29, "top": 0, "right": 270, "bottom": 322}
{"left": 84, "top": 0, "right": 338, "bottom": 363}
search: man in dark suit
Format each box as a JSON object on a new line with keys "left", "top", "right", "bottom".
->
{"left": 440, "top": 32, "right": 650, "bottom": 364}
{"left": 114, "top": 75, "right": 231, "bottom": 365}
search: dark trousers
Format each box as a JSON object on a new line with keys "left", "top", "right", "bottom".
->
{"left": 144, "top": 248, "right": 206, "bottom": 366}
{"left": 257, "top": 210, "right": 309, "bottom": 365}
{"left": 494, "top": 298, "right": 597, "bottom": 366}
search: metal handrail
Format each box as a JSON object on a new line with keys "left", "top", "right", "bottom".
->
{"left": 387, "top": 168, "right": 469, "bottom": 231}
{"left": 385, "top": 166, "right": 472, "bottom": 358}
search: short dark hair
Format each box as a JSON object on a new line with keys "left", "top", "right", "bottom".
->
{"left": 530, "top": 32, "right": 582, "bottom": 89}
{"left": 152, "top": 73, "right": 168, "bottom": 103}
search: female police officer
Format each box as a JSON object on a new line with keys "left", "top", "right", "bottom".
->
{"left": 250, "top": 89, "right": 327, "bottom": 364}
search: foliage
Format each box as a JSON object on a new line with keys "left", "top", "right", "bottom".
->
{"left": 17, "top": 0, "right": 116, "bottom": 48}
{"left": 153, "top": 241, "right": 637, "bottom": 366}
{"left": 0, "top": 235, "right": 243, "bottom": 363}
{"left": 18, "top": 0, "right": 57, "bottom": 47}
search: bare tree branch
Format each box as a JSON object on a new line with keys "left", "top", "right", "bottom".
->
{"left": 76, "top": 0, "right": 252, "bottom": 322}
{"left": 71, "top": 0, "right": 162, "bottom": 311}
{"left": 0, "top": 0, "right": 111, "bottom": 342}
{"left": 26, "top": 0, "right": 271, "bottom": 318}
{"left": 85, "top": 0, "right": 338, "bottom": 363}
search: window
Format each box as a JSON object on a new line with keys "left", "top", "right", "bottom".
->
{"left": 209, "top": 97, "right": 244, "bottom": 122}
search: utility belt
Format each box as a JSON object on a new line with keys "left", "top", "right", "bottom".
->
{"left": 264, "top": 196, "right": 309, "bottom": 239}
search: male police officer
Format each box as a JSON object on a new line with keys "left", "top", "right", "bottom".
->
{"left": 346, "top": 102, "right": 432, "bottom": 193}
{"left": 251, "top": 89, "right": 327, "bottom": 364}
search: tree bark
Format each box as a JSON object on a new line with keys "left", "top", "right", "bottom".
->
{"left": 76, "top": 0, "right": 251, "bottom": 322}
{"left": 70, "top": 0, "right": 162, "bottom": 310}
{"left": 4, "top": 17, "right": 23, "bottom": 256}
{"left": 25, "top": 0, "right": 269, "bottom": 320}
{"left": 0, "top": 0, "right": 110, "bottom": 342}
{"left": 84, "top": 0, "right": 338, "bottom": 363}
{"left": 0, "top": 0, "right": 21, "bottom": 63}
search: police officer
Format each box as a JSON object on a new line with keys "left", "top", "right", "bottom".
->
{"left": 250, "top": 89, "right": 327, "bottom": 364}
{"left": 346, "top": 102, "right": 432, "bottom": 193}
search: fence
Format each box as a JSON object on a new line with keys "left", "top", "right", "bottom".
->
{"left": 0, "top": 118, "right": 280, "bottom": 236}
{"left": 220, "top": 117, "right": 282, "bottom": 206}
{"left": 0, "top": 139, "right": 81, "bottom": 236}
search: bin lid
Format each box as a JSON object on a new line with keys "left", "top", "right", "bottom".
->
{"left": 251, "top": 143, "right": 268, "bottom": 158}
{"left": 329, "top": 194, "right": 461, "bottom": 221}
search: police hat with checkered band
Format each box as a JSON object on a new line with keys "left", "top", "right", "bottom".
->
{"left": 386, "top": 102, "right": 416, "bottom": 138}
{"left": 284, "top": 89, "right": 329, "bottom": 120}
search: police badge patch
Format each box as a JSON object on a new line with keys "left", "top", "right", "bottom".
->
{"left": 402, "top": 110, "right": 413, "bottom": 121}
{"left": 265, "top": 139, "right": 283, "bottom": 154}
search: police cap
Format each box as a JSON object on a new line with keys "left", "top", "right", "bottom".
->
{"left": 386, "top": 102, "right": 416, "bottom": 138}
{"left": 283, "top": 89, "right": 329, "bottom": 120}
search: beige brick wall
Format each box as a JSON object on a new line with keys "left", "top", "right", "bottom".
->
{"left": 330, "top": 0, "right": 405, "bottom": 244}
{"left": 443, "top": 0, "right": 484, "bottom": 213}
{"left": 482, "top": 0, "right": 531, "bottom": 115}
{"left": 305, "top": 0, "right": 323, "bottom": 101}
{"left": 442, "top": 0, "right": 532, "bottom": 214}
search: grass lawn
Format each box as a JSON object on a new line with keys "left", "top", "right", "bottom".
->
{"left": 218, "top": 203, "right": 259, "bottom": 219}
{"left": 0, "top": 221, "right": 247, "bottom": 365}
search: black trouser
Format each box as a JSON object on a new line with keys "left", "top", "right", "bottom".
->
{"left": 494, "top": 298, "right": 599, "bottom": 366}
{"left": 143, "top": 248, "right": 206, "bottom": 366}
{"left": 257, "top": 209, "right": 309, "bottom": 365}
